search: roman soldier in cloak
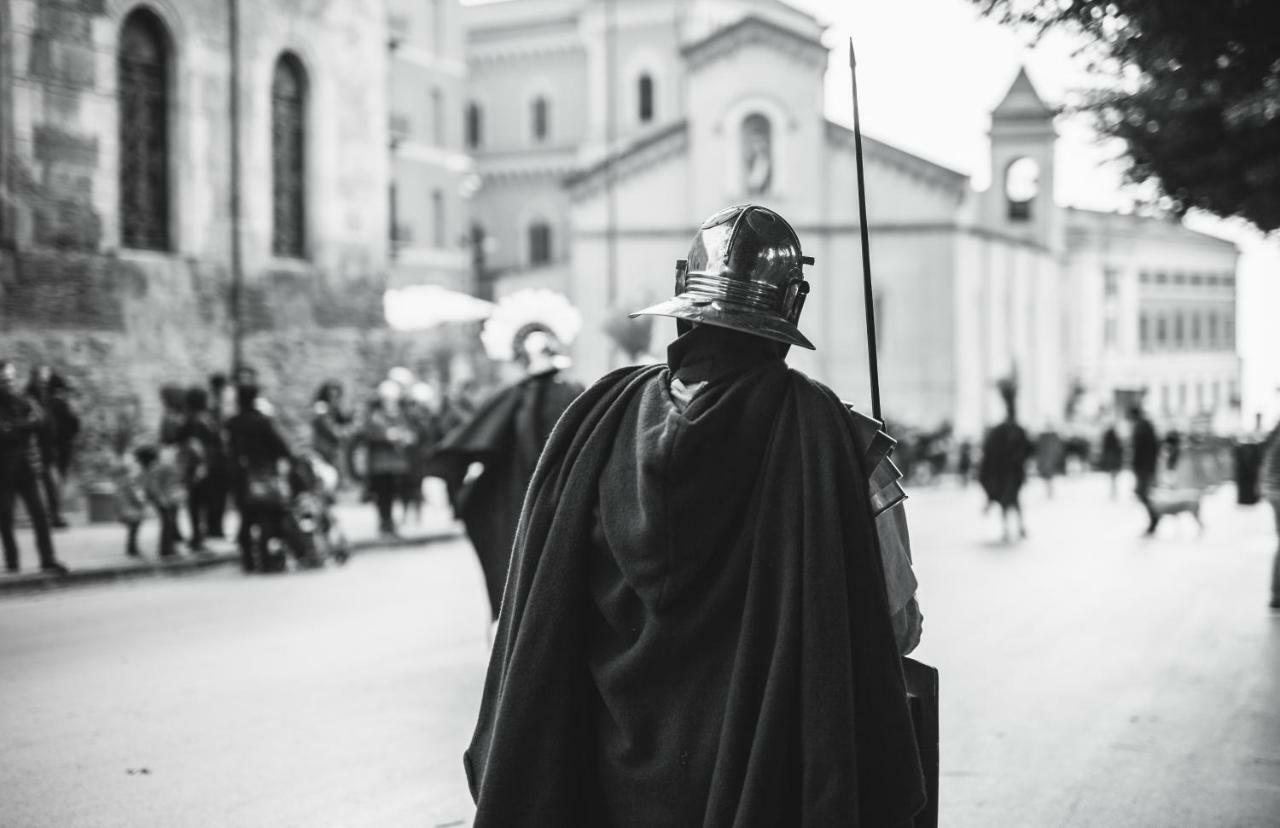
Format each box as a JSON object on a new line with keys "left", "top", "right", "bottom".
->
{"left": 427, "top": 290, "right": 586, "bottom": 620}
{"left": 464, "top": 205, "right": 927, "bottom": 826}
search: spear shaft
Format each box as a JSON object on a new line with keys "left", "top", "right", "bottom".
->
{"left": 849, "top": 39, "right": 882, "bottom": 422}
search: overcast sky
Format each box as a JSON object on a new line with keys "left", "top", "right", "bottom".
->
{"left": 788, "top": 0, "right": 1280, "bottom": 425}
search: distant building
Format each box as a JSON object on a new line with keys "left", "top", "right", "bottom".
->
{"left": 0, "top": 1, "right": 394, "bottom": 447}
{"left": 1063, "top": 209, "right": 1239, "bottom": 428}
{"left": 463, "top": 0, "right": 1239, "bottom": 435}
{"left": 387, "top": 0, "right": 474, "bottom": 294}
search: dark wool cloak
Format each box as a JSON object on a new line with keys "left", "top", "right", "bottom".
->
{"left": 426, "top": 370, "right": 583, "bottom": 618}
{"left": 465, "top": 328, "right": 925, "bottom": 827}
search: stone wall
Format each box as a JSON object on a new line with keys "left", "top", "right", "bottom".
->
{"left": 0, "top": 0, "right": 418, "bottom": 485}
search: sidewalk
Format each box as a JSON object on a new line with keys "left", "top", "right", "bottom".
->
{"left": 0, "top": 495, "right": 463, "bottom": 597}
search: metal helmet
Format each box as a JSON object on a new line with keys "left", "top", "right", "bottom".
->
{"left": 630, "top": 204, "right": 815, "bottom": 349}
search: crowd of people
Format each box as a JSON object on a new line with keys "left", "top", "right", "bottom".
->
{"left": 0, "top": 356, "right": 488, "bottom": 576}
{"left": 969, "top": 379, "right": 1280, "bottom": 606}
{"left": 129, "top": 366, "right": 482, "bottom": 571}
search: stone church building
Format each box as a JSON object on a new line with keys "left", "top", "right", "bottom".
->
{"left": 465, "top": 0, "right": 1239, "bottom": 435}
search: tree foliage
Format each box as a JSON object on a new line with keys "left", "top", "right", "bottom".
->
{"left": 974, "top": 0, "right": 1280, "bottom": 232}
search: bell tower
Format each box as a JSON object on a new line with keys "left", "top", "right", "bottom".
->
{"left": 984, "top": 67, "right": 1060, "bottom": 251}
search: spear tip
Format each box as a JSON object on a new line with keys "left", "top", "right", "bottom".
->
{"left": 848, "top": 37, "right": 856, "bottom": 68}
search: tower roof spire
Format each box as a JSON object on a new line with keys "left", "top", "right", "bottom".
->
{"left": 993, "top": 66, "right": 1054, "bottom": 120}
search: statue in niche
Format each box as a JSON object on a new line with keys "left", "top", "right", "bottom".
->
{"left": 741, "top": 113, "right": 773, "bottom": 195}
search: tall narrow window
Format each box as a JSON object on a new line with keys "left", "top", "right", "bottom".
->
{"left": 529, "top": 221, "right": 552, "bottom": 266}
{"left": 271, "top": 54, "right": 307, "bottom": 258}
{"left": 466, "top": 102, "right": 483, "bottom": 149}
{"left": 1139, "top": 312, "right": 1150, "bottom": 351}
{"left": 1208, "top": 313, "right": 1219, "bottom": 347}
{"left": 532, "top": 96, "right": 549, "bottom": 143}
{"left": 389, "top": 183, "right": 398, "bottom": 248}
{"left": 1173, "top": 312, "right": 1185, "bottom": 348}
{"left": 432, "top": 189, "right": 444, "bottom": 248}
{"left": 432, "top": 0, "right": 444, "bottom": 53}
{"left": 741, "top": 114, "right": 773, "bottom": 195}
{"left": 638, "top": 73, "right": 654, "bottom": 123}
{"left": 118, "top": 9, "right": 171, "bottom": 250}
{"left": 431, "top": 87, "right": 444, "bottom": 146}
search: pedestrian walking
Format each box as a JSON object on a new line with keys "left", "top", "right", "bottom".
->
{"left": 957, "top": 439, "right": 974, "bottom": 487}
{"left": 402, "top": 382, "right": 443, "bottom": 524}
{"left": 1035, "top": 426, "right": 1064, "bottom": 499}
{"left": 428, "top": 291, "right": 585, "bottom": 620}
{"left": 1128, "top": 405, "right": 1161, "bottom": 535}
{"left": 464, "top": 206, "right": 925, "bottom": 826}
{"left": 310, "top": 380, "right": 353, "bottom": 481}
{"left": 360, "top": 380, "right": 415, "bottom": 538}
{"left": 978, "top": 378, "right": 1033, "bottom": 542}
{"left": 205, "top": 373, "right": 232, "bottom": 539}
{"left": 0, "top": 361, "right": 68, "bottom": 574}
{"left": 177, "top": 386, "right": 223, "bottom": 552}
{"left": 1259, "top": 419, "right": 1280, "bottom": 610}
{"left": 134, "top": 444, "right": 185, "bottom": 558}
{"left": 24, "top": 366, "right": 74, "bottom": 528}
{"left": 116, "top": 449, "right": 147, "bottom": 558}
{"left": 226, "top": 384, "right": 292, "bottom": 573}
{"left": 1100, "top": 423, "right": 1124, "bottom": 500}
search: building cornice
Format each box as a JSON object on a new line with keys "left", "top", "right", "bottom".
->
{"left": 1064, "top": 207, "right": 1240, "bottom": 254}
{"left": 681, "top": 15, "right": 827, "bottom": 74}
{"left": 476, "top": 147, "right": 582, "bottom": 183}
{"left": 392, "top": 47, "right": 468, "bottom": 78}
{"left": 824, "top": 121, "right": 969, "bottom": 199}
{"left": 394, "top": 142, "right": 475, "bottom": 173}
{"left": 566, "top": 121, "right": 688, "bottom": 200}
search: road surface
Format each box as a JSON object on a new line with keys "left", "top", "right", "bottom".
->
{"left": 1, "top": 474, "right": 1277, "bottom": 826}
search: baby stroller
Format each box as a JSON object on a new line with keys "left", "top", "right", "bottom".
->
{"left": 259, "top": 453, "right": 349, "bottom": 571}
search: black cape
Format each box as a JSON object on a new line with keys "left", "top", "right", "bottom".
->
{"left": 465, "top": 328, "right": 925, "bottom": 827}
{"left": 978, "top": 420, "right": 1031, "bottom": 507}
{"left": 426, "top": 370, "right": 583, "bottom": 618}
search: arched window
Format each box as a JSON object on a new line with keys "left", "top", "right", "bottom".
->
{"left": 528, "top": 221, "right": 552, "bottom": 266}
{"left": 466, "top": 102, "right": 483, "bottom": 149}
{"left": 1005, "top": 157, "right": 1040, "bottom": 222}
{"left": 271, "top": 53, "right": 307, "bottom": 258}
{"left": 638, "top": 73, "right": 654, "bottom": 124}
{"left": 531, "top": 96, "right": 549, "bottom": 143}
{"left": 118, "top": 9, "right": 171, "bottom": 250}
{"left": 741, "top": 113, "right": 772, "bottom": 195}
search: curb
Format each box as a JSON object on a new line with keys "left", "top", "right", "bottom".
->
{"left": 0, "top": 528, "right": 464, "bottom": 598}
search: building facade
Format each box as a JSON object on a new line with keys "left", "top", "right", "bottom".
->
{"left": 1063, "top": 208, "right": 1239, "bottom": 428}
{"left": 463, "top": 0, "right": 1240, "bottom": 436}
{"left": 0, "top": 0, "right": 405, "bottom": 451}
{"left": 387, "top": 0, "right": 474, "bottom": 293}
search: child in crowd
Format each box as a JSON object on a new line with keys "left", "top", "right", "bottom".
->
{"left": 116, "top": 450, "right": 148, "bottom": 557}
{"left": 134, "top": 444, "right": 186, "bottom": 558}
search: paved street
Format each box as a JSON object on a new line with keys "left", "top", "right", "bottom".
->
{"left": 1, "top": 473, "right": 1277, "bottom": 827}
